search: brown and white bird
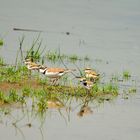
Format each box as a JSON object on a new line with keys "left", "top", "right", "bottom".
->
{"left": 77, "top": 77, "right": 94, "bottom": 90}
{"left": 24, "top": 59, "right": 41, "bottom": 70}
{"left": 80, "top": 78, "right": 94, "bottom": 90}
{"left": 39, "top": 65, "right": 76, "bottom": 84}
{"left": 84, "top": 68, "right": 100, "bottom": 81}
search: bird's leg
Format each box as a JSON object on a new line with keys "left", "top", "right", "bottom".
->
{"left": 51, "top": 78, "right": 56, "bottom": 85}
{"left": 83, "top": 89, "right": 91, "bottom": 103}
{"left": 28, "top": 70, "right": 32, "bottom": 79}
{"left": 86, "top": 89, "right": 90, "bottom": 94}
{"left": 50, "top": 78, "right": 58, "bottom": 85}
{"left": 53, "top": 78, "right": 60, "bottom": 86}
{"left": 48, "top": 78, "right": 54, "bottom": 85}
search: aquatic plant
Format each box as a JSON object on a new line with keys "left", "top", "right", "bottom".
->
{"left": 22, "top": 86, "right": 32, "bottom": 97}
{"left": 84, "top": 55, "right": 90, "bottom": 61}
{"left": 22, "top": 35, "right": 47, "bottom": 63}
{"left": 102, "top": 83, "right": 118, "bottom": 94}
{"left": 0, "top": 39, "right": 3, "bottom": 46}
{"left": 0, "top": 57, "right": 4, "bottom": 66}
{"left": 0, "top": 91, "right": 5, "bottom": 105}
{"left": 8, "top": 89, "right": 20, "bottom": 102}
{"left": 46, "top": 49, "right": 66, "bottom": 62}
{"left": 122, "top": 70, "right": 131, "bottom": 80}
{"left": 128, "top": 88, "right": 137, "bottom": 94}
{"left": 111, "top": 74, "right": 120, "bottom": 82}
{"left": 46, "top": 49, "right": 90, "bottom": 63}
{"left": 68, "top": 54, "right": 80, "bottom": 63}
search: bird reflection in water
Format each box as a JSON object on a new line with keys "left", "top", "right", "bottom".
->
{"left": 77, "top": 99, "right": 93, "bottom": 117}
{"left": 47, "top": 97, "right": 64, "bottom": 109}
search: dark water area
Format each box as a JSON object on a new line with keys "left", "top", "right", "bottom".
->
{"left": 0, "top": 0, "right": 140, "bottom": 140}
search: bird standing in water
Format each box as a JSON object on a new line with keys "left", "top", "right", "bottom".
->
{"left": 84, "top": 68, "right": 100, "bottom": 82}
{"left": 79, "top": 77, "right": 94, "bottom": 90}
{"left": 24, "top": 58, "right": 41, "bottom": 77}
{"left": 39, "top": 65, "right": 76, "bottom": 85}
{"left": 24, "top": 58, "right": 41, "bottom": 70}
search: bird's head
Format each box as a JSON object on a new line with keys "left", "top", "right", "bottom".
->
{"left": 24, "top": 58, "right": 32, "bottom": 65}
{"left": 38, "top": 65, "right": 47, "bottom": 73}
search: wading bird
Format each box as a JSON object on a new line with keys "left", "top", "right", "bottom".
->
{"left": 39, "top": 65, "right": 76, "bottom": 85}
{"left": 24, "top": 59, "right": 41, "bottom": 70}
{"left": 84, "top": 67, "right": 100, "bottom": 82}
{"left": 78, "top": 77, "right": 94, "bottom": 90}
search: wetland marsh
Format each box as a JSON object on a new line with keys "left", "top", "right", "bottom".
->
{"left": 0, "top": 0, "right": 140, "bottom": 140}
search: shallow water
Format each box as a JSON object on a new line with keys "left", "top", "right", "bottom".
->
{"left": 0, "top": 0, "right": 140, "bottom": 140}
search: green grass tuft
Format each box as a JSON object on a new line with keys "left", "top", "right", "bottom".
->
{"left": 123, "top": 70, "right": 131, "bottom": 80}
{"left": 0, "top": 39, "right": 4, "bottom": 46}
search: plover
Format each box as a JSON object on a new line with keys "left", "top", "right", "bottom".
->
{"left": 76, "top": 77, "right": 94, "bottom": 90}
{"left": 39, "top": 65, "right": 76, "bottom": 84}
{"left": 84, "top": 67, "right": 100, "bottom": 81}
{"left": 24, "top": 59, "right": 41, "bottom": 70}
{"left": 79, "top": 77, "right": 94, "bottom": 90}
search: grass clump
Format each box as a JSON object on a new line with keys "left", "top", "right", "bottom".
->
{"left": 0, "top": 91, "right": 5, "bottom": 105}
{"left": 0, "top": 39, "right": 3, "bottom": 46}
{"left": 46, "top": 49, "right": 90, "bottom": 63}
{"left": 69, "top": 54, "right": 79, "bottom": 61}
{"left": 84, "top": 55, "right": 90, "bottom": 61}
{"left": 0, "top": 57, "right": 5, "bottom": 66}
{"left": 102, "top": 83, "right": 118, "bottom": 94}
{"left": 8, "top": 89, "right": 21, "bottom": 102}
{"left": 0, "top": 65, "right": 28, "bottom": 83}
{"left": 26, "top": 40, "right": 43, "bottom": 61}
{"left": 128, "top": 88, "right": 137, "bottom": 93}
{"left": 46, "top": 50, "right": 66, "bottom": 62}
{"left": 111, "top": 74, "right": 119, "bottom": 82}
{"left": 123, "top": 70, "right": 131, "bottom": 80}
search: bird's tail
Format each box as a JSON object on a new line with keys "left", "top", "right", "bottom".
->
{"left": 65, "top": 69, "right": 76, "bottom": 73}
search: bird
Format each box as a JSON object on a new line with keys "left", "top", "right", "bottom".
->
{"left": 84, "top": 67, "right": 100, "bottom": 82}
{"left": 80, "top": 78, "right": 94, "bottom": 90}
{"left": 24, "top": 58, "right": 41, "bottom": 70}
{"left": 76, "top": 77, "right": 94, "bottom": 90}
{"left": 39, "top": 65, "right": 76, "bottom": 84}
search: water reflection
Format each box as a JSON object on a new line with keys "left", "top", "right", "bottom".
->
{"left": 0, "top": 87, "right": 139, "bottom": 140}
{"left": 77, "top": 104, "right": 93, "bottom": 117}
{"left": 0, "top": 95, "right": 95, "bottom": 124}
{"left": 47, "top": 97, "right": 64, "bottom": 109}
